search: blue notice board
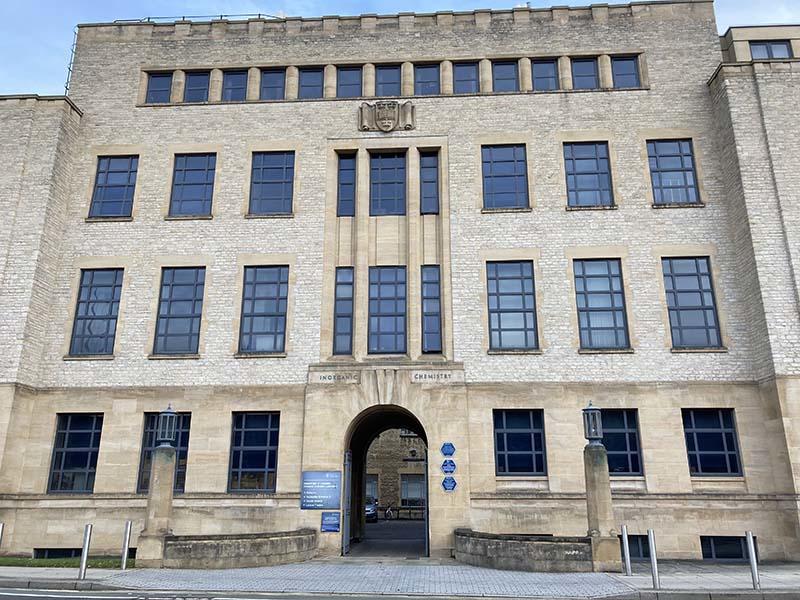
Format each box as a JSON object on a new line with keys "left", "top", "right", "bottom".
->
{"left": 301, "top": 471, "right": 342, "bottom": 510}
{"left": 321, "top": 511, "right": 341, "bottom": 532}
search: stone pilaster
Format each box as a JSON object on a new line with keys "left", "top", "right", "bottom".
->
{"left": 135, "top": 445, "right": 176, "bottom": 568}
{"left": 584, "top": 443, "right": 621, "bottom": 572}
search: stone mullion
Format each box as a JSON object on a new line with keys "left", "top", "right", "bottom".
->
{"left": 406, "top": 147, "right": 422, "bottom": 360}
{"left": 352, "top": 149, "right": 371, "bottom": 361}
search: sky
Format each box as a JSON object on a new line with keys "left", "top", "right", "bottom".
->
{"left": 0, "top": 0, "right": 798, "bottom": 95}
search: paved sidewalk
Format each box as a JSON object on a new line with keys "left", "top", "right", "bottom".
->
{"left": 623, "top": 561, "right": 800, "bottom": 592}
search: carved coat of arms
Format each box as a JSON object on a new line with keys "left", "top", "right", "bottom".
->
{"left": 358, "top": 101, "right": 415, "bottom": 132}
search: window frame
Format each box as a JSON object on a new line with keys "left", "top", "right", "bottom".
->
{"left": 248, "top": 151, "right": 295, "bottom": 216}
{"left": 611, "top": 56, "right": 641, "bottom": 89}
{"left": 573, "top": 258, "right": 630, "bottom": 350}
{"left": 682, "top": 408, "right": 743, "bottom": 477}
{"left": 152, "top": 266, "right": 206, "bottom": 356}
{"left": 369, "top": 151, "right": 407, "bottom": 216}
{"left": 88, "top": 155, "right": 139, "bottom": 218}
{"left": 298, "top": 67, "right": 324, "bottom": 99}
{"left": 701, "top": 536, "right": 754, "bottom": 562}
{"left": 419, "top": 150, "right": 440, "bottom": 215}
{"left": 601, "top": 409, "right": 642, "bottom": 476}
{"left": 532, "top": 59, "right": 559, "bottom": 92}
{"left": 453, "top": 62, "right": 480, "bottom": 94}
{"left": 400, "top": 473, "right": 426, "bottom": 508}
{"left": 228, "top": 412, "right": 280, "bottom": 493}
{"left": 661, "top": 256, "right": 722, "bottom": 350}
{"left": 749, "top": 40, "right": 793, "bottom": 60}
{"left": 571, "top": 57, "right": 600, "bottom": 90}
{"left": 48, "top": 413, "right": 104, "bottom": 494}
{"left": 337, "top": 66, "right": 363, "bottom": 98}
{"left": 145, "top": 72, "right": 173, "bottom": 104}
{"left": 333, "top": 267, "right": 355, "bottom": 356}
{"left": 486, "top": 260, "right": 539, "bottom": 352}
{"left": 137, "top": 412, "right": 192, "bottom": 494}
{"left": 493, "top": 409, "right": 547, "bottom": 476}
{"left": 563, "top": 141, "right": 614, "bottom": 208}
{"left": 337, "top": 152, "right": 357, "bottom": 217}
{"left": 647, "top": 138, "right": 701, "bottom": 206}
{"left": 375, "top": 65, "right": 402, "bottom": 97}
{"left": 222, "top": 70, "right": 248, "bottom": 102}
{"left": 414, "top": 64, "right": 441, "bottom": 96}
{"left": 238, "top": 265, "right": 290, "bottom": 355}
{"left": 368, "top": 266, "right": 407, "bottom": 355}
{"left": 183, "top": 71, "right": 211, "bottom": 103}
{"left": 421, "top": 265, "right": 442, "bottom": 354}
{"left": 260, "top": 68, "right": 286, "bottom": 101}
{"left": 481, "top": 144, "right": 530, "bottom": 210}
{"left": 168, "top": 153, "right": 217, "bottom": 218}
{"left": 69, "top": 268, "right": 124, "bottom": 357}
{"left": 492, "top": 60, "right": 520, "bottom": 93}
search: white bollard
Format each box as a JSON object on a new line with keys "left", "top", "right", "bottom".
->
{"left": 647, "top": 528, "right": 660, "bottom": 590}
{"left": 120, "top": 520, "right": 132, "bottom": 570}
{"left": 78, "top": 524, "right": 93, "bottom": 581}
{"left": 620, "top": 524, "right": 632, "bottom": 577}
{"left": 746, "top": 531, "right": 760, "bottom": 591}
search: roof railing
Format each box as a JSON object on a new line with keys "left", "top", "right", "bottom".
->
{"left": 112, "top": 13, "right": 284, "bottom": 24}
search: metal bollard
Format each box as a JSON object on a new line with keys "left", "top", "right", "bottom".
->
{"left": 746, "top": 531, "right": 760, "bottom": 591}
{"left": 647, "top": 528, "right": 660, "bottom": 590}
{"left": 120, "top": 521, "right": 132, "bottom": 570}
{"left": 0, "top": 522, "right": 4, "bottom": 549}
{"left": 621, "top": 524, "right": 632, "bottom": 577}
{"left": 78, "top": 524, "right": 93, "bottom": 581}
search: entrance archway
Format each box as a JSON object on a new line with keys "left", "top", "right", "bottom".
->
{"left": 342, "top": 404, "right": 429, "bottom": 557}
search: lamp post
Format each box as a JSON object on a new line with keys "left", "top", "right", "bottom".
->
{"left": 582, "top": 402, "right": 603, "bottom": 445}
{"left": 157, "top": 404, "right": 177, "bottom": 447}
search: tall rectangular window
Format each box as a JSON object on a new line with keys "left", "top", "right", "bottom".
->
{"left": 487, "top": 261, "right": 538, "bottom": 351}
{"left": 482, "top": 144, "right": 529, "bottom": 210}
{"left": 69, "top": 268, "right": 124, "bottom": 357}
{"left": 298, "top": 67, "right": 324, "bottom": 99}
{"left": 229, "top": 412, "right": 280, "bottom": 492}
{"left": 750, "top": 40, "right": 792, "bottom": 59}
{"left": 611, "top": 56, "right": 640, "bottom": 88}
{"left": 532, "top": 59, "right": 559, "bottom": 91}
{"left": 573, "top": 258, "right": 629, "bottom": 350}
{"left": 333, "top": 267, "right": 355, "bottom": 355}
{"left": 492, "top": 61, "right": 519, "bottom": 92}
{"left": 337, "top": 153, "right": 357, "bottom": 217}
{"left": 249, "top": 151, "right": 294, "bottom": 215}
{"left": 222, "top": 70, "right": 248, "bottom": 101}
{"left": 376, "top": 65, "right": 401, "bottom": 96}
{"left": 183, "top": 71, "right": 210, "bottom": 102}
{"left": 260, "top": 68, "right": 286, "bottom": 100}
{"left": 337, "top": 66, "right": 363, "bottom": 98}
{"left": 564, "top": 142, "right": 613, "bottom": 207}
{"left": 368, "top": 266, "right": 407, "bottom": 354}
{"left": 239, "top": 265, "right": 289, "bottom": 355}
{"left": 137, "top": 413, "right": 191, "bottom": 493}
{"left": 370, "top": 152, "right": 406, "bottom": 216}
{"left": 572, "top": 58, "right": 599, "bottom": 90}
{"left": 647, "top": 139, "right": 700, "bottom": 205}
{"left": 421, "top": 265, "right": 442, "bottom": 354}
{"left": 146, "top": 73, "right": 172, "bottom": 104}
{"left": 662, "top": 257, "right": 721, "bottom": 349}
{"left": 48, "top": 414, "right": 103, "bottom": 494}
{"left": 153, "top": 267, "right": 205, "bottom": 355}
{"left": 419, "top": 151, "right": 439, "bottom": 215}
{"left": 601, "top": 409, "right": 641, "bottom": 475}
{"left": 453, "top": 62, "right": 479, "bottom": 94}
{"left": 415, "top": 64, "right": 440, "bottom": 95}
{"left": 89, "top": 155, "right": 138, "bottom": 218}
{"left": 169, "top": 153, "right": 216, "bottom": 217}
{"left": 493, "top": 409, "right": 546, "bottom": 476}
{"left": 682, "top": 408, "right": 742, "bottom": 476}
{"left": 400, "top": 474, "right": 425, "bottom": 507}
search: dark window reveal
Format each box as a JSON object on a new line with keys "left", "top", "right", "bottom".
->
{"left": 48, "top": 414, "right": 103, "bottom": 494}
{"left": 89, "top": 155, "right": 138, "bottom": 218}
{"left": 415, "top": 64, "right": 440, "bottom": 95}
{"left": 337, "top": 66, "right": 363, "bottom": 98}
{"left": 298, "top": 68, "right": 324, "bottom": 99}
{"left": 453, "top": 62, "right": 479, "bottom": 94}
{"left": 563, "top": 142, "right": 613, "bottom": 207}
{"left": 494, "top": 409, "right": 546, "bottom": 475}
{"left": 532, "top": 59, "right": 559, "bottom": 91}
{"left": 420, "top": 151, "right": 439, "bottom": 215}
{"left": 573, "top": 258, "right": 629, "bottom": 350}
{"left": 662, "top": 257, "right": 721, "bottom": 349}
{"left": 370, "top": 152, "right": 406, "bottom": 216}
{"left": 368, "top": 266, "right": 407, "bottom": 354}
{"left": 249, "top": 151, "right": 294, "bottom": 215}
{"left": 183, "top": 71, "right": 210, "bottom": 102}
{"left": 229, "top": 412, "right": 280, "bottom": 492}
{"left": 69, "top": 268, "right": 124, "bottom": 357}
{"left": 482, "top": 144, "right": 529, "bottom": 209}
{"left": 260, "top": 69, "right": 286, "bottom": 100}
{"left": 682, "top": 408, "right": 742, "bottom": 476}
{"left": 337, "top": 153, "right": 357, "bottom": 217}
{"left": 153, "top": 267, "right": 205, "bottom": 355}
{"left": 376, "top": 65, "right": 402, "bottom": 96}
{"left": 333, "top": 267, "right": 355, "bottom": 355}
{"left": 611, "top": 56, "right": 640, "bottom": 88}
{"left": 601, "top": 409, "right": 642, "bottom": 475}
{"left": 169, "top": 153, "right": 216, "bottom": 217}
{"left": 492, "top": 61, "right": 519, "bottom": 92}
{"left": 137, "top": 412, "right": 191, "bottom": 493}
{"left": 146, "top": 73, "right": 172, "bottom": 103}
{"left": 421, "top": 265, "right": 442, "bottom": 354}
{"left": 487, "top": 261, "right": 538, "bottom": 351}
{"left": 572, "top": 58, "right": 599, "bottom": 90}
{"left": 238, "top": 266, "right": 289, "bottom": 355}
{"left": 222, "top": 70, "right": 248, "bottom": 101}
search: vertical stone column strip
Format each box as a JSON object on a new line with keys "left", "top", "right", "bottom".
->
{"left": 209, "top": 68, "right": 224, "bottom": 102}
{"left": 353, "top": 150, "right": 371, "bottom": 361}
{"left": 584, "top": 442, "right": 621, "bottom": 572}
{"left": 598, "top": 55, "right": 613, "bottom": 89}
{"left": 792, "top": 40, "right": 800, "bottom": 60}
{"left": 402, "top": 62, "right": 415, "bottom": 96}
{"left": 407, "top": 147, "right": 422, "bottom": 360}
{"left": 363, "top": 64, "right": 376, "bottom": 97}
{"left": 519, "top": 57, "right": 533, "bottom": 92}
{"left": 246, "top": 67, "right": 260, "bottom": 101}
{"left": 170, "top": 70, "right": 185, "bottom": 103}
{"left": 138, "top": 71, "right": 149, "bottom": 104}
{"left": 135, "top": 445, "right": 177, "bottom": 568}
{"left": 324, "top": 65, "right": 337, "bottom": 99}
{"left": 479, "top": 59, "right": 493, "bottom": 93}
{"left": 558, "top": 56, "right": 573, "bottom": 91}
{"left": 440, "top": 60, "right": 453, "bottom": 95}
{"left": 286, "top": 66, "right": 299, "bottom": 100}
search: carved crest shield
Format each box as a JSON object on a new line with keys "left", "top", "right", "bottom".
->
{"left": 375, "top": 101, "right": 400, "bottom": 132}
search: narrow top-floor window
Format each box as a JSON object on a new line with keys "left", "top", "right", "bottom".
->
{"left": 492, "top": 61, "right": 519, "bottom": 92}
{"left": 337, "top": 152, "right": 357, "bottom": 217}
{"left": 611, "top": 56, "right": 640, "bottom": 89}
{"left": 415, "top": 64, "right": 440, "bottom": 95}
{"left": 298, "top": 67, "right": 324, "bottom": 99}
{"left": 571, "top": 58, "right": 599, "bottom": 90}
{"left": 337, "top": 66, "right": 363, "bottom": 98}
{"left": 376, "top": 65, "right": 402, "bottom": 97}
{"left": 260, "top": 68, "right": 286, "bottom": 101}
{"left": 750, "top": 40, "right": 793, "bottom": 59}
{"left": 532, "top": 59, "right": 559, "bottom": 91}
{"left": 453, "top": 62, "right": 479, "bottom": 94}
{"left": 184, "top": 71, "right": 210, "bottom": 102}
{"left": 222, "top": 70, "right": 248, "bottom": 101}
{"left": 146, "top": 73, "right": 172, "bottom": 104}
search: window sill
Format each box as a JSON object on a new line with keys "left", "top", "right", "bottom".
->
{"left": 652, "top": 202, "right": 705, "bottom": 209}
{"left": 234, "top": 352, "right": 287, "bottom": 359}
{"left": 164, "top": 215, "right": 214, "bottom": 221}
{"left": 487, "top": 349, "right": 542, "bottom": 355}
{"left": 578, "top": 348, "right": 634, "bottom": 354}
{"left": 245, "top": 213, "right": 294, "bottom": 219}
{"left": 495, "top": 475, "right": 548, "bottom": 480}
{"left": 63, "top": 354, "right": 115, "bottom": 361}
{"left": 85, "top": 216, "right": 134, "bottom": 223}
{"left": 671, "top": 347, "right": 728, "bottom": 354}
{"left": 690, "top": 475, "right": 745, "bottom": 481}
{"left": 147, "top": 354, "right": 201, "bottom": 360}
{"left": 481, "top": 207, "right": 532, "bottom": 214}
{"left": 610, "top": 475, "right": 645, "bottom": 480}
{"left": 565, "top": 204, "right": 617, "bottom": 211}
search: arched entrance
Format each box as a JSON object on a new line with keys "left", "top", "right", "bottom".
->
{"left": 342, "top": 404, "right": 429, "bottom": 557}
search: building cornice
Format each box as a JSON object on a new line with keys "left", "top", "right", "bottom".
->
{"left": 0, "top": 94, "right": 83, "bottom": 116}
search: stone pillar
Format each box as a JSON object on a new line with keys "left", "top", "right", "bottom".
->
{"left": 558, "top": 56, "right": 573, "bottom": 91}
{"left": 363, "top": 64, "right": 376, "bottom": 97}
{"left": 170, "top": 70, "right": 185, "bottom": 103}
{"left": 598, "top": 55, "right": 613, "bottom": 89}
{"left": 285, "top": 66, "right": 299, "bottom": 100}
{"left": 584, "top": 443, "right": 621, "bottom": 572}
{"left": 324, "top": 65, "right": 337, "bottom": 98}
{"left": 440, "top": 60, "right": 453, "bottom": 94}
{"left": 208, "top": 68, "right": 224, "bottom": 102}
{"left": 519, "top": 57, "right": 533, "bottom": 92}
{"left": 401, "top": 62, "right": 414, "bottom": 96}
{"left": 246, "top": 67, "right": 260, "bottom": 101}
{"left": 136, "top": 445, "right": 176, "bottom": 568}
{"left": 479, "top": 59, "right": 493, "bottom": 93}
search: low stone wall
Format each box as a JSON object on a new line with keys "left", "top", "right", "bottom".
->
{"left": 162, "top": 528, "right": 317, "bottom": 569}
{"left": 453, "top": 529, "right": 594, "bottom": 572}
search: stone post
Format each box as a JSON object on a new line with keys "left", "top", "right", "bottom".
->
{"left": 135, "top": 445, "right": 176, "bottom": 568}
{"left": 584, "top": 443, "right": 621, "bottom": 572}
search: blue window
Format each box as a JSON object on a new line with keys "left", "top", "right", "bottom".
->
{"left": 750, "top": 40, "right": 792, "bottom": 59}
{"left": 481, "top": 144, "right": 529, "bottom": 210}
{"left": 153, "top": 267, "right": 205, "bottom": 355}
{"left": 648, "top": 139, "right": 700, "bottom": 205}
{"left": 662, "top": 257, "right": 721, "bottom": 349}
{"left": 229, "top": 412, "right": 280, "bottom": 492}
{"left": 376, "top": 65, "right": 401, "bottom": 96}
{"left": 493, "top": 409, "right": 546, "bottom": 475}
{"left": 370, "top": 152, "right": 406, "bottom": 216}
{"left": 89, "top": 155, "right": 138, "bottom": 218}
{"left": 574, "top": 259, "right": 629, "bottom": 350}
{"left": 239, "top": 266, "right": 289, "bottom": 354}
{"left": 368, "top": 266, "right": 407, "bottom": 354}
{"left": 492, "top": 61, "right": 519, "bottom": 92}
{"left": 420, "top": 151, "right": 439, "bottom": 215}
{"left": 415, "top": 64, "right": 440, "bottom": 95}
{"left": 487, "top": 261, "right": 538, "bottom": 351}
{"left": 564, "top": 142, "right": 613, "bottom": 207}
{"left": 601, "top": 409, "right": 641, "bottom": 475}
{"left": 222, "top": 70, "right": 248, "bottom": 101}
{"left": 333, "top": 267, "right": 354, "bottom": 355}
{"left": 183, "top": 71, "right": 210, "bottom": 102}
{"left": 572, "top": 58, "right": 599, "bottom": 90}
{"left": 249, "top": 151, "right": 294, "bottom": 215}
{"left": 137, "top": 412, "right": 191, "bottom": 493}
{"left": 260, "top": 68, "right": 286, "bottom": 100}
{"left": 453, "top": 62, "right": 479, "bottom": 94}
{"left": 298, "top": 67, "right": 324, "bottom": 99}
{"left": 146, "top": 73, "right": 172, "bottom": 103}
{"left": 682, "top": 409, "right": 742, "bottom": 476}
{"left": 337, "top": 153, "right": 357, "bottom": 217}
{"left": 169, "top": 153, "right": 216, "bottom": 217}
{"left": 421, "top": 265, "right": 442, "bottom": 354}
{"left": 48, "top": 414, "right": 103, "bottom": 494}
{"left": 337, "top": 66, "right": 363, "bottom": 98}
{"left": 69, "top": 268, "right": 123, "bottom": 357}
{"left": 611, "top": 56, "right": 640, "bottom": 88}
{"left": 701, "top": 536, "right": 753, "bottom": 562}
{"left": 532, "top": 59, "right": 559, "bottom": 91}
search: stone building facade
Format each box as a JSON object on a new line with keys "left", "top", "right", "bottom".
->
{"left": 366, "top": 430, "right": 427, "bottom": 515}
{"left": 1, "top": 0, "right": 799, "bottom": 562}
